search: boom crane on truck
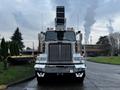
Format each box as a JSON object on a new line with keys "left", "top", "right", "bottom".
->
{"left": 34, "top": 6, "right": 86, "bottom": 84}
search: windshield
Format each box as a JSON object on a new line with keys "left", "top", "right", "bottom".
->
{"left": 45, "top": 31, "right": 76, "bottom": 41}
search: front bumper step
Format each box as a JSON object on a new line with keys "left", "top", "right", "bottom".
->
{"left": 36, "top": 71, "right": 85, "bottom": 78}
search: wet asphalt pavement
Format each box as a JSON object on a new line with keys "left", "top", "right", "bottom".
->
{"left": 7, "top": 61, "right": 120, "bottom": 90}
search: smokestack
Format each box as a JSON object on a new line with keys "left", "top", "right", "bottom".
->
{"left": 38, "top": 32, "right": 44, "bottom": 53}
{"left": 77, "top": 31, "right": 83, "bottom": 54}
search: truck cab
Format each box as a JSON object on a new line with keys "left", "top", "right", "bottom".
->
{"left": 34, "top": 6, "right": 86, "bottom": 84}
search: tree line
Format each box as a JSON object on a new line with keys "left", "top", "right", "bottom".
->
{"left": 0, "top": 27, "right": 24, "bottom": 69}
{"left": 96, "top": 32, "right": 120, "bottom": 56}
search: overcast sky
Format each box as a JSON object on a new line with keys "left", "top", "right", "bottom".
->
{"left": 0, "top": 0, "right": 120, "bottom": 48}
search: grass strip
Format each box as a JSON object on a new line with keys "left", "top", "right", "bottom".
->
{"left": 88, "top": 56, "right": 120, "bottom": 65}
{"left": 0, "top": 62, "right": 34, "bottom": 85}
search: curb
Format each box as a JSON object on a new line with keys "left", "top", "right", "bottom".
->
{"left": 87, "top": 59, "right": 120, "bottom": 65}
{"left": 7, "top": 75, "right": 35, "bottom": 87}
{"left": 0, "top": 75, "right": 35, "bottom": 89}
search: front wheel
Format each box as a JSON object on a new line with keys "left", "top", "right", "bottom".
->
{"left": 36, "top": 76, "right": 44, "bottom": 85}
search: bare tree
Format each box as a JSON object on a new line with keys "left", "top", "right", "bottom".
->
{"left": 109, "top": 32, "right": 120, "bottom": 56}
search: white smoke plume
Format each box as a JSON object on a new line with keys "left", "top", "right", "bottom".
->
{"left": 106, "top": 19, "right": 115, "bottom": 56}
{"left": 107, "top": 19, "right": 114, "bottom": 34}
{"left": 84, "top": 0, "right": 98, "bottom": 44}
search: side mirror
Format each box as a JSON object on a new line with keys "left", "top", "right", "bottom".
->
{"left": 76, "top": 31, "right": 81, "bottom": 35}
{"left": 41, "top": 32, "right": 45, "bottom": 35}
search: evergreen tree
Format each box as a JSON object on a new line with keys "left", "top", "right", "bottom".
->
{"left": 1, "top": 38, "right": 8, "bottom": 58}
{"left": 0, "top": 38, "right": 8, "bottom": 70}
{"left": 96, "top": 36, "right": 112, "bottom": 56}
{"left": 9, "top": 41, "right": 19, "bottom": 56}
{"left": 0, "top": 41, "right": 1, "bottom": 61}
{"left": 11, "top": 27, "right": 24, "bottom": 52}
{"left": 96, "top": 36, "right": 109, "bottom": 45}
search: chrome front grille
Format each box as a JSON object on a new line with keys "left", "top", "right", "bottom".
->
{"left": 48, "top": 43, "right": 72, "bottom": 62}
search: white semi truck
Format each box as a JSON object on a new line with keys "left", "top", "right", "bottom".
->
{"left": 34, "top": 6, "right": 86, "bottom": 84}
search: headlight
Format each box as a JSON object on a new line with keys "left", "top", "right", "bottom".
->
{"left": 40, "top": 57, "right": 47, "bottom": 61}
{"left": 74, "top": 57, "right": 85, "bottom": 63}
{"left": 74, "top": 57, "right": 81, "bottom": 60}
{"left": 35, "top": 56, "right": 47, "bottom": 64}
{"left": 34, "top": 64, "right": 45, "bottom": 69}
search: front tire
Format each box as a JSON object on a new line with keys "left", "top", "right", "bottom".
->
{"left": 37, "top": 76, "right": 44, "bottom": 85}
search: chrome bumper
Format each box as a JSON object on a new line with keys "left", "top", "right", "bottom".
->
{"left": 35, "top": 64, "right": 86, "bottom": 78}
